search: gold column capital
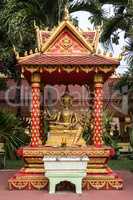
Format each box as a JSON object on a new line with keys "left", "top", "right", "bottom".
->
{"left": 31, "top": 72, "right": 41, "bottom": 83}
{"left": 94, "top": 74, "right": 103, "bottom": 84}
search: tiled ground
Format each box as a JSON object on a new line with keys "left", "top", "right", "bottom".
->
{"left": 0, "top": 170, "right": 133, "bottom": 200}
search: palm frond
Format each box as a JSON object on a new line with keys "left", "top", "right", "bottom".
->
{"left": 124, "top": 39, "right": 133, "bottom": 66}
{"left": 70, "top": 0, "right": 105, "bottom": 26}
{"left": 0, "top": 110, "right": 29, "bottom": 158}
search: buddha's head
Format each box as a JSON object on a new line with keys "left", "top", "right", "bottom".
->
{"left": 61, "top": 86, "right": 73, "bottom": 109}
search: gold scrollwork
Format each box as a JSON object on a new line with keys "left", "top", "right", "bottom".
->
{"left": 25, "top": 66, "right": 39, "bottom": 73}
{"left": 80, "top": 66, "right": 93, "bottom": 73}
{"left": 99, "top": 66, "right": 114, "bottom": 73}
{"left": 44, "top": 66, "right": 57, "bottom": 73}
{"left": 62, "top": 66, "right": 76, "bottom": 73}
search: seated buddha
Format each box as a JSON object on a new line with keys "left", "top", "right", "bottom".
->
{"left": 44, "top": 86, "right": 86, "bottom": 147}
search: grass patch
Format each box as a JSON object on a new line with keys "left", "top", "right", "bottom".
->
{"left": 5, "top": 159, "right": 24, "bottom": 169}
{"left": 109, "top": 158, "right": 133, "bottom": 171}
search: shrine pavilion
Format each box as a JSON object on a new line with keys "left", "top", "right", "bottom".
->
{"left": 8, "top": 9, "right": 123, "bottom": 191}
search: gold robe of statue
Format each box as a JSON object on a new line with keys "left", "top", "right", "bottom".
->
{"left": 44, "top": 87, "right": 86, "bottom": 147}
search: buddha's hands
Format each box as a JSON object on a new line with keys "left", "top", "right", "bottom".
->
{"left": 64, "top": 123, "right": 75, "bottom": 129}
{"left": 44, "top": 107, "right": 58, "bottom": 121}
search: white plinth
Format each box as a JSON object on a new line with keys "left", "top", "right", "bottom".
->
{"left": 43, "top": 156, "right": 89, "bottom": 194}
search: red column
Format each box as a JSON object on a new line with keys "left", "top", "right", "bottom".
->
{"left": 30, "top": 73, "right": 42, "bottom": 147}
{"left": 40, "top": 86, "right": 45, "bottom": 143}
{"left": 92, "top": 74, "right": 104, "bottom": 147}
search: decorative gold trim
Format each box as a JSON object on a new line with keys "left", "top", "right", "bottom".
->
{"left": 22, "top": 146, "right": 112, "bottom": 157}
{"left": 19, "top": 53, "right": 40, "bottom": 61}
{"left": 62, "top": 66, "right": 76, "bottom": 73}
{"left": 99, "top": 66, "right": 114, "bottom": 73}
{"left": 41, "top": 20, "right": 94, "bottom": 53}
{"left": 25, "top": 66, "right": 38, "bottom": 73}
{"left": 44, "top": 66, "right": 57, "bottom": 73}
{"left": 8, "top": 174, "right": 123, "bottom": 190}
{"left": 22, "top": 65, "right": 116, "bottom": 75}
{"left": 94, "top": 74, "right": 103, "bottom": 83}
{"left": 31, "top": 72, "right": 41, "bottom": 83}
{"left": 36, "top": 27, "right": 41, "bottom": 51}
{"left": 93, "top": 29, "right": 100, "bottom": 51}
{"left": 80, "top": 66, "right": 93, "bottom": 73}
{"left": 64, "top": 6, "right": 70, "bottom": 21}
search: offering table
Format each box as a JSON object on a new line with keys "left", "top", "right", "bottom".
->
{"left": 43, "top": 154, "right": 89, "bottom": 194}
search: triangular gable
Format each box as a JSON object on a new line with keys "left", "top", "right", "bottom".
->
{"left": 41, "top": 21, "right": 94, "bottom": 54}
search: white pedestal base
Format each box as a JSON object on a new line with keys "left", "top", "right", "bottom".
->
{"left": 49, "top": 177, "right": 82, "bottom": 194}
{"left": 43, "top": 156, "right": 89, "bottom": 194}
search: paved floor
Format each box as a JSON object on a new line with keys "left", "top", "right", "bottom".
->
{"left": 0, "top": 170, "right": 133, "bottom": 200}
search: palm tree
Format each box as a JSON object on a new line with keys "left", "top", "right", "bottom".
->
{"left": 70, "top": 0, "right": 105, "bottom": 26}
{"left": 71, "top": 1, "right": 133, "bottom": 103}
{"left": 0, "top": 0, "right": 71, "bottom": 53}
{"left": 71, "top": 0, "right": 132, "bottom": 45}
{"left": 0, "top": 0, "right": 70, "bottom": 116}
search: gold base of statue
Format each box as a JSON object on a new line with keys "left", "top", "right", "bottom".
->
{"left": 8, "top": 145, "right": 123, "bottom": 190}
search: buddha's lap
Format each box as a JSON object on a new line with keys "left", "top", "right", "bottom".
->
{"left": 49, "top": 125, "right": 82, "bottom": 131}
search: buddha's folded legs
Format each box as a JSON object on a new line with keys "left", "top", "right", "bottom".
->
{"left": 46, "top": 129, "right": 86, "bottom": 147}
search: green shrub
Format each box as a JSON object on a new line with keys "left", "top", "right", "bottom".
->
{"left": 0, "top": 109, "right": 29, "bottom": 159}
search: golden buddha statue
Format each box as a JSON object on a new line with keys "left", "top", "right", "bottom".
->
{"left": 44, "top": 86, "right": 86, "bottom": 147}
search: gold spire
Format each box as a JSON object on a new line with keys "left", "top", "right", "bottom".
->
{"left": 64, "top": 5, "right": 70, "bottom": 21}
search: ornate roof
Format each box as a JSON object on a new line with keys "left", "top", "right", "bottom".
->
{"left": 18, "top": 17, "right": 119, "bottom": 66}
{"left": 17, "top": 8, "right": 121, "bottom": 84}
{"left": 39, "top": 30, "right": 96, "bottom": 45}
{"left": 38, "top": 21, "right": 94, "bottom": 53}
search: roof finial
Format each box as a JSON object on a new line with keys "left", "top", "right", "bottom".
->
{"left": 13, "top": 45, "right": 20, "bottom": 59}
{"left": 34, "top": 20, "right": 38, "bottom": 30}
{"left": 64, "top": 5, "right": 70, "bottom": 21}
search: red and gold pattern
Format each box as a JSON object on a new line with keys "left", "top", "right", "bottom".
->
{"left": 31, "top": 82, "right": 42, "bottom": 147}
{"left": 8, "top": 146, "right": 123, "bottom": 190}
{"left": 46, "top": 29, "right": 89, "bottom": 54}
{"left": 83, "top": 176, "right": 123, "bottom": 190}
{"left": 93, "top": 76, "right": 104, "bottom": 147}
{"left": 8, "top": 173, "right": 48, "bottom": 190}
{"left": 15, "top": 145, "right": 113, "bottom": 158}
{"left": 40, "top": 110, "right": 45, "bottom": 142}
{"left": 8, "top": 173, "right": 123, "bottom": 190}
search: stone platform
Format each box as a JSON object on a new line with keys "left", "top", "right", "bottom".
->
{"left": 8, "top": 146, "right": 123, "bottom": 190}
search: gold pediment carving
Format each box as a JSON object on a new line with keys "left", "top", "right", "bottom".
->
{"left": 41, "top": 21, "right": 94, "bottom": 54}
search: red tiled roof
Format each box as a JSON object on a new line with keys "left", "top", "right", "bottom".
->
{"left": 19, "top": 54, "right": 119, "bottom": 66}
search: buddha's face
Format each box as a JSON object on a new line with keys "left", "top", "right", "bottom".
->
{"left": 61, "top": 94, "right": 73, "bottom": 109}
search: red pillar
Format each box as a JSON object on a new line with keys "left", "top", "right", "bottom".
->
{"left": 92, "top": 74, "right": 104, "bottom": 147}
{"left": 30, "top": 73, "right": 42, "bottom": 147}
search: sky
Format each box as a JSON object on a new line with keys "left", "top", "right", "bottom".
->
{"left": 71, "top": 10, "right": 128, "bottom": 75}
